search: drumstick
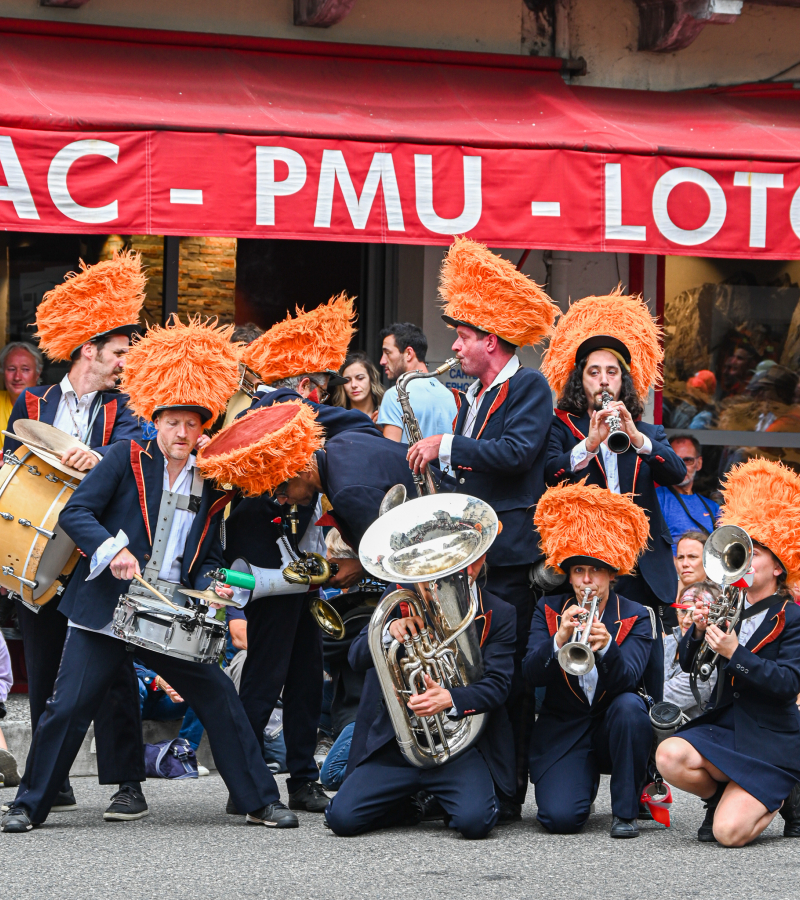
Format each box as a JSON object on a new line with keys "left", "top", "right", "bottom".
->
{"left": 132, "top": 573, "right": 183, "bottom": 611}
{"left": 2, "top": 431, "right": 57, "bottom": 457}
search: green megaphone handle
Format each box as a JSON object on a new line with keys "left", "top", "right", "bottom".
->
{"left": 216, "top": 568, "right": 256, "bottom": 590}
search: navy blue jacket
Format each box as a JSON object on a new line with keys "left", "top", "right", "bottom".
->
{"left": 4, "top": 384, "right": 143, "bottom": 455}
{"left": 317, "top": 431, "right": 417, "bottom": 551}
{"left": 248, "top": 387, "right": 380, "bottom": 438}
{"left": 449, "top": 366, "right": 552, "bottom": 568}
{"left": 545, "top": 412, "right": 686, "bottom": 605}
{"left": 679, "top": 595, "right": 800, "bottom": 768}
{"left": 57, "top": 439, "right": 229, "bottom": 630}
{"left": 523, "top": 591, "right": 652, "bottom": 782}
{"left": 345, "top": 585, "right": 517, "bottom": 795}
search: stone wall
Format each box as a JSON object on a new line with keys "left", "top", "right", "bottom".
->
{"left": 100, "top": 235, "right": 236, "bottom": 325}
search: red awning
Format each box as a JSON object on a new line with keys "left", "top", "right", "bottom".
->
{"left": 1, "top": 20, "right": 800, "bottom": 258}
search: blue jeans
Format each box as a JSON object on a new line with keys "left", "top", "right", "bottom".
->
{"left": 140, "top": 686, "right": 205, "bottom": 751}
{"left": 320, "top": 722, "right": 354, "bottom": 790}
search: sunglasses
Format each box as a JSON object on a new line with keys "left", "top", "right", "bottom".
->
{"left": 679, "top": 456, "right": 700, "bottom": 465}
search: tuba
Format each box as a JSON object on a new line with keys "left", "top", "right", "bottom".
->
{"left": 691, "top": 525, "right": 753, "bottom": 688}
{"left": 358, "top": 359, "right": 497, "bottom": 767}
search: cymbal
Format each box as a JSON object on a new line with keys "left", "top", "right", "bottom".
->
{"left": 11, "top": 420, "right": 91, "bottom": 480}
{"left": 177, "top": 587, "right": 238, "bottom": 607}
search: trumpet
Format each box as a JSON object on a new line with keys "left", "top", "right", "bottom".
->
{"left": 600, "top": 391, "right": 630, "bottom": 454}
{"left": 558, "top": 587, "right": 599, "bottom": 676}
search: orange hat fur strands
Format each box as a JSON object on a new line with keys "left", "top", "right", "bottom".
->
{"left": 439, "top": 237, "right": 557, "bottom": 348}
{"left": 534, "top": 480, "right": 650, "bottom": 575}
{"left": 242, "top": 293, "right": 356, "bottom": 384}
{"left": 719, "top": 458, "right": 800, "bottom": 585}
{"left": 35, "top": 250, "right": 146, "bottom": 361}
{"left": 197, "top": 401, "right": 324, "bottom": 497}
{"left": 541, "top": 289, "right": 662, "bottom": 401}
{"left": 121, "top": 316, "right": 240, "bottom": 425}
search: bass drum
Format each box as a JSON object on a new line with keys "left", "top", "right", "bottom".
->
{"left": 0, "top": 448, "right": 82, "bottom": 605}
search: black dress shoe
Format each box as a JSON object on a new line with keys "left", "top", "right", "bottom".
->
{"left": 1, "top": 806, "right": 34, "bottom": 833}
{"left": 780, "top": 782, "right": 800, "bottom": 837}
{"left": 288, "top": 781, "right": 331, "bottom": 812}
{"left": 497, "top": 799, "right": 522, "bottom": 825}
{"left": 698, "top": 782, "right": 725, "bottom": 843}
{"left": 51, "top": 786, "right": 78, "bottom": 812}
{"left": 416, "top": 790, "right": 445, "bottom": 821}
{"left": 103, "top": 786, "right": 149, "bottom": 821}
{"left": 246, "top": 801, "right": 299, "bottom": 828}
{"left": 226, "top": 794, "right": 244, "bottom": 816}
{"left": 610, "top": 816, "right": 639, "bottom": 838}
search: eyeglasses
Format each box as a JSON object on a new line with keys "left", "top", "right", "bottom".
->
{"left": 271, "top": 481, "right": 289, "bottom": 501}
{"left": 679, "top": 456, "right": 700, "bottom": 465}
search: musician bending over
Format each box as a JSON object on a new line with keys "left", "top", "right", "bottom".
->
{"left": 523, "top": 482, "right": 654, "bottom": 838}
{"left": 2, "top": 320, "right": 299, "bottom": 833}
{"left": 324, "top": 549, "right": 517, "bottom": 840}
{"left": 656, "top": 459, "right": 800, "bottom": 847}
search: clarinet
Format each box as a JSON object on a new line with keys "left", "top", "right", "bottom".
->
{"left": 600, "top": 391, "right": 631, "bottom": 454}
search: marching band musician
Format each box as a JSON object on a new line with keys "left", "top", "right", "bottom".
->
{"left": 405, "top": 237, "right": 558, "bottom": 818}
{"left": 2, "top": 319, "right": 301, "bottom": 834}
{"left": 221, "top": 296, "right": 371, "bottom": 816}
{"left": 3, "top": 253, "right": 148, "bottom": 820}
{"left": 524, "top": 482, "right": 654, "bottom": 838}
{"left": 656, "top": 458, "right": 800, "bottom": 847}
{"left": 324, "top": 553, "right": 517, "bottom": 840}
{"left": 541, "top": 291, "right": 686, "bottom": 701}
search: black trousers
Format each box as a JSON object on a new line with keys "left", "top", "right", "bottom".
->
{"left": 483, "top": 563, "right": 534, "bottom": 804}
{"left": 15, "top": 626, "right": 280, "bottom": 824}
{"left": 534, "top": 693, "right": 652, "bottom": 832}
{"left": 15, "top": 596, "right": 145, "bottom": 787}
{"left": 613, "top": 574, "right": 674, "bottom": 703}
{"left": 240, "top": 593, "right": 323, "bottom": 793}
{"left": 326, "top": 743, "right": 498, "bottom": 840}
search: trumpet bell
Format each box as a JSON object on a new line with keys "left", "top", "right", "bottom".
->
{"left": 309, "top": 596, "right": 346, "bottom": 640}
{"left": 703, "top": 525, "right": 753, "bottom": 586}
{"left": 557, "top": 641, "right": 596, "bottom": 676}
{"left": 359, "top": 493, "right": 498, "bottom": 584}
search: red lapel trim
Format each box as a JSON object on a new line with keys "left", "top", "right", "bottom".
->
{"left": 554, "top": 410, "right": 607, "bottom": 486}
{"left": 474, "top": 609, "right": 492, "bottom": 647}
{"left": 631, "top": 456, "right": 642, "bottom": 495}
{"left": 102, "top": 399, "right": 117, "bottom": 446}
{"left": 615, "top": 615, "right": 638, "bottom": 645}
{"left": 130, "top": 441, "right": 152, "bottom": 544}
{"left": 474, "top": 381, "right": 509, "bottom": 440}
{"left": 315, "top": 512, "right": 338, "bottom": 528}
{"left": 24, "top": 391, "right": 40, "bottom": 421}
{"left": 562, "top": 668, "right": 586, "bottom": 703}
{"left": 189, "top": 489, "right": 235, "bottom": 572}
{"left": 545, "top": 605, "right": 560, "bottom": 637}
{"left": 750, "top": 605, "right": 788, "bottom": 655}
{"left": 451, "top": 389, "right": 462, "bottom": 431}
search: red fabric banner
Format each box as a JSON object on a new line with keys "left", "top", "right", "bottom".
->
{"left": 3, "top": 128, "right": 800, "bottom": 259}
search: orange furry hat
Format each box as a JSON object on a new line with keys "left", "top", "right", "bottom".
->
{"left": 719, "top": 458, "right": 800, "bottom": 585}
{"left": 541, "top": 290, "right": 662, "bottom": 401}
{"left": 197, "top": 401, "right": 324, "bottom": 497}
{"left": 535, "top": 481, "right": 650, "bottom": 575}
{"left": 35, "top": 250, "right": 145, "bottom": 361}
{"left": 242, "top": 293, "right": 356, "bottom": 384}
{"left": 440, "top": 237, "right": 557, "bottom": 348}
{"left": 121, "top": 316, "right": 240, "bottom": 425}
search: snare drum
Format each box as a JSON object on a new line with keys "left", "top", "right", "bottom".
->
{"left": 0, "top": 448, "right": 82, "bottom": 605}
{"left": 112, "top": 594, "right": 227, "bottom": 664}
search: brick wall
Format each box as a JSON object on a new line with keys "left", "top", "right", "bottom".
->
{"left": 100, "top": 235, "right": 237, "bottom": 325}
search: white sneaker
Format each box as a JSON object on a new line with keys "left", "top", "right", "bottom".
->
{"left": 197, "top": 765, "right": 210, "bottom": 777}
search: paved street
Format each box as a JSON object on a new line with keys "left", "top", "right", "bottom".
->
{"left": 3, "top": 772, "right": 798, "bottom": 900}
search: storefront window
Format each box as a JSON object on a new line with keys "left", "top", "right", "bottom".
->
{"left": 662, "top": 256, "right": 800, "bottom": 492}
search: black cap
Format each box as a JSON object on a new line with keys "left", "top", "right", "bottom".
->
{"left": 441, "top": 314, "right": 490, "bottom": 337}
{"left": 324, "top": 370, "right": 348, "bottom": 387}
{"left": 560, "top": 554, "right": 618, "bottom": 573}
{"left": 152, "top": 403, "right": 213, "bottom": 422}
{"left": 70, "top": 323, "right": 142, "bottom": 358}
{"left": 575, "top": 335, "right": 631, "bottom": 367}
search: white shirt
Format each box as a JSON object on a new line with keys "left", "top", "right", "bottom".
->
{"left": 570, "top": 435, "right": 653, "bottom": 494}
{"left": 738, "top": 601, "right": 769, "bottom": 646}
{"left": 439, "top": 355, "right": 521, "bottom": 473}
{"left": 52, "top": 374, "right": 100, "bottom": 444}
{"left": 552, "top": 604, "right": 612, "bottom": 705}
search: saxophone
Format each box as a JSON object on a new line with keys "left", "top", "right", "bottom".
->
{"left": 359, "top": 358, "right": 496, "bottom": 767}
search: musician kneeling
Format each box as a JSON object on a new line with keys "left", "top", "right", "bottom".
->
{"left": 524, "top": 482, "right": 654, "bottom": 838}
{"left": 656, "top": 459, "right": 800, "bottom": 847}
{"left": 325, "top": 552, "right": 517, "bottom": 840}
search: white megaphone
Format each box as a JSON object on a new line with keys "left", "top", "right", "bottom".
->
{"left": 212, "top": 557, "right": 307, "bottom": 608}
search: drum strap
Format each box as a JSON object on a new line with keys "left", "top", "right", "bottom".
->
{"left": 129, "top": 473, "right": 205, "bottom": 602}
